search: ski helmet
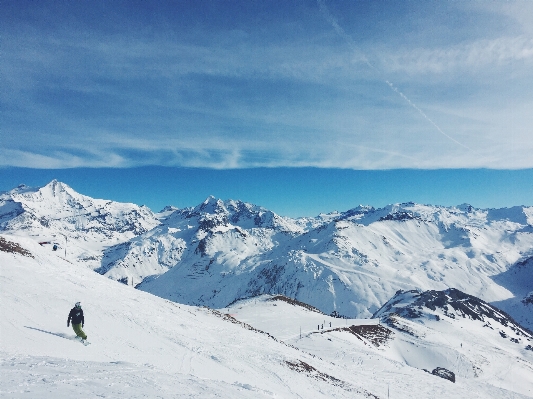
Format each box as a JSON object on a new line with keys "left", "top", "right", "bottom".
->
{"left": 75, "top": 302, "right": 81, "bottom": 308}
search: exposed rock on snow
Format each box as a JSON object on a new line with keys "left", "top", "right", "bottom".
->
{"left": 373, "top": 288, "right": 532, "bottom": 339}
{"left": 325, "top": 324, "right": 394, "bottom": 348}
{"left": 373, "top": 288, "right": 533, "bottom": 364}
{"left": 0, "top": 236, "right": 33, "bottom": 258}
{"left": 284, "top": 360, "right": 379, "bottom": 398}
{"left": 268, "top": 295, "right": 324, "bottom": 314}
{"left": 430, "top": 367, "right": 456, "bottom": 383}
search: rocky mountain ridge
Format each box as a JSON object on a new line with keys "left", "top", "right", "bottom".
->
{"left": 373, "top": 288, "right": 532, "bottom": 341}
{"left": 1, "top": 180, "right": 532, "bottom": 330}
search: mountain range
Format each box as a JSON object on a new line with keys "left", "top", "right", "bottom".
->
{"left": 1, "top": 180, "right": 531, "bottom": 331}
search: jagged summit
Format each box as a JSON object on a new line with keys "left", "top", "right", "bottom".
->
{"left": 193, "top": 195, "right": 226, "bottom": 214}
{"left": 163, "top": 196, "right": 302, "bottom": 233}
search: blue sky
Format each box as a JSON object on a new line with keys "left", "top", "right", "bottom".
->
{"left": 1, "top": 1, "right": 532, "bottom": 216}
{"left": 1, "top": 167, "right": 532, "bottom": 217}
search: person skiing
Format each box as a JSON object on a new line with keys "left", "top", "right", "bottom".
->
{"left": 67, "top": 302, "right": 87, "bottom": 342}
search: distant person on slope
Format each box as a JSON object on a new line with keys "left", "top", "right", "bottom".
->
{"left": 67, "top": 302, "right": 87, "bottom": 341}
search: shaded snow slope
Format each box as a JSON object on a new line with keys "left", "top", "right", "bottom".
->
{"left": 491, "top": 255, "right": 533, "bottom": 331}
{"left": 2, "top": 235, "right": 532, "bottom": 398}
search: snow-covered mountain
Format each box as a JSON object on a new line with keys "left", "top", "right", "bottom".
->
{"left": 2, "top": 234, "right": 532, "bottom": 398}
{"left": 370, "top": 288, "right": 533, "bottom": 390}
{"left": 129, "top": 197, "right": 533, "bottom": 329}
{"left": 0, "top": 180, "right": 160, "bottom": 268}
{"left": 1, "top": 181, "right": 532, "bottom": 331}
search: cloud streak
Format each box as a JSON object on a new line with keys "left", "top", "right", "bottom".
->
{"left": 384, "top": 81, "right": 474, "bottom": 152}
{"left": 380, "top": 36, "right": 533, "bottom": 76}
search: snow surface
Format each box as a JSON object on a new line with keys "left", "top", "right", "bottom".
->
{"left": 2, "top": 235, "right": 532, "bottom": 398}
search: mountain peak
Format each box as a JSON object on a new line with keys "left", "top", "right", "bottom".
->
{"left": 159, "top": 205, "right": 178, "bottom": 213}
{"left": 194, "top": 196, "right": 226, "bottom": 214}
{"left": 457, "top": 203, "right": 475, "bottom": 213}
{"left": 45, "top": 179, "right": 64, "bottom": 188}
{"left": 203, "top": 195, "right": 217, "bottom": 203}
{"left": 41, "top": 179, "right": 77, "bottom": 197}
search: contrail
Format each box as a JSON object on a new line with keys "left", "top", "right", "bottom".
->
{"left": 317, "top": 0, "right": 376, "bottom": 71}
{"left": 385, "top": 81, "right": 473, "bottom": 151}
{"left": 317, "top": 0, "right": 473, "bottom": 152}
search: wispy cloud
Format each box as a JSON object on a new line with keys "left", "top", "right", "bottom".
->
{"left": 379, "top": 36, "right": 533, "bottom": 76}
{"left": 1, "top": 1, "right": 532, "bottom": 170}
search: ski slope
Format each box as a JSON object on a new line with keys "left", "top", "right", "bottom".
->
{"left": 1, "top": 235, "right": 532, "bottom": 398}
{"left": 224, "top": 294, "right": 533, "bottom": 397}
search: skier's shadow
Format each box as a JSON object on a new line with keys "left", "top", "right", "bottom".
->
{"left": 24, "top": 326, "right": 76, "bottom": 340}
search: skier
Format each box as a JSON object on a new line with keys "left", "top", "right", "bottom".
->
{"left": 67, "top": 302, "right": 87, "bottom": 342}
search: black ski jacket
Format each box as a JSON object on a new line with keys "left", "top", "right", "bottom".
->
{"left": 67, "top": 307, "right": 84, "bottom": 326}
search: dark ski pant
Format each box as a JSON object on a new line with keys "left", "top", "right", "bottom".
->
{"left": 72, "top": 323, "right": 87, "bottom": 340}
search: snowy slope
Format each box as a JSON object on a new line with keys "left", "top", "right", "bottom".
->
{"left": 223, "top": 293, "right": 533, "bottom": 397}
{"left": 1, "top": 235, "right": 532, "bottom": 398}
{"left": 0, "top": 235, "right": 378, "bottom": 398}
